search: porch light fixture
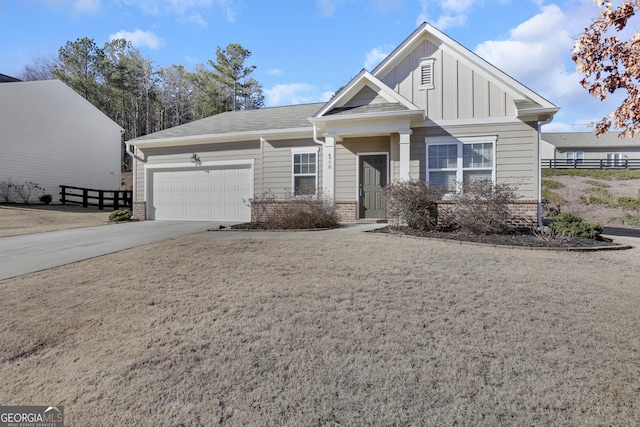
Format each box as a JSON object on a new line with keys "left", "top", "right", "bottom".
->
{"left": 190, "top": 153, "right": 201, "bottom": 163}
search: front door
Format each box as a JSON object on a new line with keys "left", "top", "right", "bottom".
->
{"left": 359, "top": 155, "right": 387, "bottom": 219}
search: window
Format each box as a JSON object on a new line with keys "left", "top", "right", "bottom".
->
{"left": 565, "top": 151, "right": 584, "bottom": 165}
{"left": 426, "top": 136, "right": 496, "bottom": 192}
{"left": 607, "top": 153, "right": 621, "bottom": 166}
{"left": 292, "top": 149, "right": 318, "bottom": 196}
{"left": 419, "top": 58, "right": 435, "bottom": 90}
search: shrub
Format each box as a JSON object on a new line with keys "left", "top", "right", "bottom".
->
{"left": 39, "top": 194, "right": 53, "bottom": 204}
{"left": 250, "top": 193, "right": 339, "bottom": 230}
{"left": 617, "top": 213, "right": 640, "bottom": 227}
{"left": 541, "top": 179, "right": 564, "bottom": 189}
{"left": 549, "top": 212, "right": 602, "bottom": 239}
{"left": 0, "top": 179, "right": 15, "bottom": 203}
{"left": 382, "top": 180, "right": 445, "bottom": 231}
{"left": 109, "top": 209, "right": 132, "bottom": 222}
{"left": 14, "top": 181, "right": 44, "bottom": 204}
{"left": 447, "top": 179, "right": 519, "bottom": 235}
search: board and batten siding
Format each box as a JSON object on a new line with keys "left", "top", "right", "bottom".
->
{"left": 378, "top": 39, "right": 517, "bottom": 121}
{"left": 412, "top": 121, "right": 540, "bottom": 199}
{"left": 0, "top": 80, "right": 122, "bottom": 202}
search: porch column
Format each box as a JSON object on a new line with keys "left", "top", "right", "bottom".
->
{"left": 323, "top": 134, "right": 336, "bottom": 199}
{"left": 399, "top": 130, "right": 412, "bottom": 180}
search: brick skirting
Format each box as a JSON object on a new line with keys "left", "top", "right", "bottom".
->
{"left": 133, "top": 201, "right": 147, "bottom": 221}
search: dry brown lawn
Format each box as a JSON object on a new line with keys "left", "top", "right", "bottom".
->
{"left": 1, "top": 230, "right": 639, "bottom": 426}
{"left": 0, "top": 205, "right": 111, "bottom": 237}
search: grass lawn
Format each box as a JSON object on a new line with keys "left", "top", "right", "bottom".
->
{"left": 1, "top": 231, "right": 639, "bottom": 425}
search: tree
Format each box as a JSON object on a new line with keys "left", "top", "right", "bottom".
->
{"left": 19, "top": 55, "right": 58, "bottom": 81}
{"left": 209, "top": 43, "right": 262, "bottom": 111}
{"left": 52, "top": 37, "right": 106, "bottom": 105}
{"left": 573, "top": 0, "right": 640, "bottom": 137}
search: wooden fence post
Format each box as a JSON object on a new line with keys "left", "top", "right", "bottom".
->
{"left": 82, "top": 189, "right": 88, "bottom": 208}
{"left": 113, "top": 191, "right": 120, "bottom": 210}
{"left": 98, "top": 191, "right": 104, "bottom": 210}
{"left": 60, "top": 186, "right": 66, "bottom": 204}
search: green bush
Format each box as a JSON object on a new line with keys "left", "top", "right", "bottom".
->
{"left": 617, "top": 213, "right": 640, "bottom": 227}
{"left": 549, "top": 212, "right": 602, "bottom": 239}
{"left": 39, "top": 194, "right": 53, "bottom": 204}
{"left": 109, "top": 209, "right": 132, "bottom": 222}
{"left": 615, "top": 196, "right": 640, "bottom": 211}
{"left": 382, "top": 180, "right": 445, "bottom": 231}
{"left": 541, "top": 179, "right": 564, "bottom": 189}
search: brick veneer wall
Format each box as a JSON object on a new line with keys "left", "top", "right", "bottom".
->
{"left": 436, "top": 199, "right": 539, "bottom": 228}
{"left": 133, "top": 201, "right": 147, "bottom": 221}
{"left": 336, "top": 200, "right": 357, "bottom": 222}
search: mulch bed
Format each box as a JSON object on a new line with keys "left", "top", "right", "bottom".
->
{"left": 371, "top": 226, "right": 622, "bottom": 249}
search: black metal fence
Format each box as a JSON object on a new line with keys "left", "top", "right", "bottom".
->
{"left": 60, "top": 186, "right": 132, "bottom": 210}
{"left": 541, "top": 159, "right": 640, "bottom": 169}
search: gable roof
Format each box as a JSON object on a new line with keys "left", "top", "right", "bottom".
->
{"left": 372, "top": 22, "right": 559, "bottom": 120}
{"left": 542, "top": 132, "right": 640, "bottom": 149}
{"left": 0, "top": 73, "right": 21, "bottom": 83}
{"left": 312, "top": 70, "right": 422, "bottom": 121}
{"left": 132, "top": 103, "right": 325, "bottom": 147}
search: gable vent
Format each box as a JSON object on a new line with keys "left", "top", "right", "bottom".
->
{"left": 419, "top": 58, "right": 435, "bottom": 90}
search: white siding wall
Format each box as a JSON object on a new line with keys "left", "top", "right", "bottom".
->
{"left": 0, "top": 80, "right": 122, "bottom": 202}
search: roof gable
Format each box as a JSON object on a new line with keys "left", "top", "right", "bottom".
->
{"left": 313, "top": 70, "right": 420, "bottom": 119}
{"left": 372, "top": 22, "right": 558, "bottom": 120}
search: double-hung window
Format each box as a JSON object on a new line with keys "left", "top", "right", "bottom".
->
{"left": 426, "top": 136, "right": 496, "bottom": 192}
{"left": 292, "top": 148, "right": 318, "bottom": 196}
{"left": 607, "top": 153, "right": 621, "bottom": 167}
{"left": 565, "top": 151, "right": 584, "bottom": 165}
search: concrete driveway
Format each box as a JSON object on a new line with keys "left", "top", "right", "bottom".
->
{"left": 0, "top": 221, "right": 234, "bottom": 281}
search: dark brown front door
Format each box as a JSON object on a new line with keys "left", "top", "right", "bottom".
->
{"left": 359, "top": 155, "right": 387, "bottom": 219}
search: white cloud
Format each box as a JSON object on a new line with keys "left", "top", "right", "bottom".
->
{"left": 264, "top": 83, "right": 332, "bottom": 107}
{"left": 434, "top": 14, "right": 467, "bottom": 29}
{"left": 43, "top": 0, "right": 102, "bottom": 15}
{"left": 117, "top": 0, "right": 238, "bottom": 23}
{"left": 266, "top": 68, "right": 283, "bottom": 76}
{"left": 186, "top": 13, "right": 208, "bottom": 28}
{"left": 109, "top": 29, "right": 164, "bottom": 49}
{"left": 441, "top": 0, "right": 477, "bottom": 14}
{"left": 364, "top": 46, "right": 392, "bottom": 71}
{"left": 317, "top": 0, "right": 340, "bottom": 17}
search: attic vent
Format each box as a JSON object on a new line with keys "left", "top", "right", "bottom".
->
{"left": 419, "top": 58, "right": 435, "bottom": 90}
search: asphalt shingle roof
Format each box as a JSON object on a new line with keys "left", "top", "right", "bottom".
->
{"left": 542, "top": 132, "right": 640, "bottom": 148}
{"left": 132, "top": 103, "right": 325, "bottom": 141}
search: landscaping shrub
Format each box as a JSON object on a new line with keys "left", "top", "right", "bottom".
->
{"left": 382, "top": 180, "right": 445, "bottom": 231}
{"left": 250, "top": 193, "right": 339, "bottom": 230}
{"left": 617, "top": 213, "right": 640, "bottom": 227}
{"left": 0, "top": 179, "right": 15, "bottom": 203}
{"left": 109, "top": 209, "right": 132, "bottom": 222}
{"left": 40, "top": 194, "right": 53, "bottom": 204}
{"left": 13, "top": 181, "right": 44, "bottom": 204}
{"left": 448, "top": 179, "right": 519, "bottom": 235}
{"left": 549, "top": 212, "right": 602, "bottom": 239}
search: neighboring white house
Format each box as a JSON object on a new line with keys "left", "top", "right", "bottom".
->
{"left": 129, "top": 23, "right": 559, "bottom": 224}
{"left": 542, "top": 132, "right": 640, "bottom": 168}
{"left": 0, "top": 79, "right": 123, "bottom": 203}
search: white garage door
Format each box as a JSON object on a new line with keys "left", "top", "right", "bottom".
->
{"left": 150, "top": 165, "right": 251, "bottom": 221}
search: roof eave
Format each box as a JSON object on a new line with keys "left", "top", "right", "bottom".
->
{"left": 131, "top": 127, "right": 313, "bottom": 148}
{"left": 309, "top": 109, "right": 424, "bottom": 124}
{"left": 516, "top": 107, "right": 560, "bottom": 122}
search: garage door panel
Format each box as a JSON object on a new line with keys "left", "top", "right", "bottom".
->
{"left": 150, "top": 164, "right": 251, "bottom": 221}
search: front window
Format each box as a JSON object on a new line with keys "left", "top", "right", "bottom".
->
{"left": 426, "top": 136, "right": 496, "bottom": 192}
{"left": 292, "top": 150, "right": 317, "bottom": 196}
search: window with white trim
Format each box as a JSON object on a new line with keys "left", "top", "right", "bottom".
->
{"left": 426, "top": 136, "right": 496, "bottom": 192}
{"left": 607, "top": 153, "right": 621, "bottom": 166}
{"left": 292, "top": 149, "right": 318, "bottom": 196}
{"left": 419, "top": 58, "right": 435, "bottom": 90}
{"left": 565, "top": 151, "right": 584, "bottom": 165}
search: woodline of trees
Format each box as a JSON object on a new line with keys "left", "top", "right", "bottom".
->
{"left": 19, "top": 38, "right": 265, "bottom": 171}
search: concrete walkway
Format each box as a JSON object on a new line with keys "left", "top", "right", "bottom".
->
{"left": 0, "top": 221, "right": 232, "bottom": 281}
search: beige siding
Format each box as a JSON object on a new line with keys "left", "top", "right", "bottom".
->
{"left": 411, "top": 121, "right": 539, "bottom": 199}
{"left": 379, "top": 39, "right": 519, "bottom": 121}
{"left": 344, "top": 86, "right": 387, "bottom": 107}
{"left": 0, "top": 80, "right": 121, "bottom": 202}
{"left": 261, "top": 138, "right": 321, "bottom": 198}
{"left": 335, "top": 136, "right": 390, "bottom": 200}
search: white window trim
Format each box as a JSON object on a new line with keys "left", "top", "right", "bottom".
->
{"left": 607, "top": 152, "right": 621, "bottom": 166}
{"left": 419, "top": 57, "right": 436, "bottom": 90}
{"left": 291, "top": 147, "right": 319, "bottom": 197}
{"left": 425, "top": 135, "right": 497, "bottom": 193}
{"left": 566, "top": 151, "right": 584, "bottom": 164}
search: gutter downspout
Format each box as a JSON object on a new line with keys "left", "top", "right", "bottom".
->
{"left": 312, "top": 123, "right": 324, "bottom": 145}
{"left": 537, "top": 117, "right": 553, "bottom": 228}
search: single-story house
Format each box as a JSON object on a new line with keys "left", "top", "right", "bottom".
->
{"left": 129, "top": 23, "right": 559, "bottom": 224}
{"left": 0, "top": 79, "right": 123, "bottom": 203}
{"left": 542, "top": 132, "right": 640, "bottom": 167}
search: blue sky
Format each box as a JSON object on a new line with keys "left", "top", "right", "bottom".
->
{"left": 0, "top": 0, "right": 624, "bottom": 132}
